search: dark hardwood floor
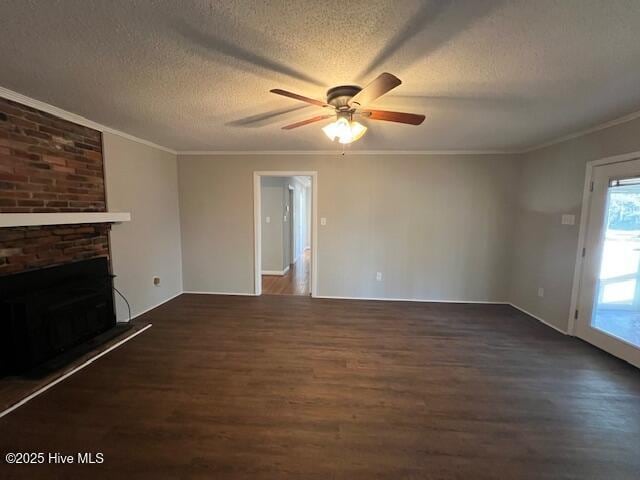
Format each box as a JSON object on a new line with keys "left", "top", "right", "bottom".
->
{"left": 262, "top": 249, "right": 310, "bottom": 296}
{"left": 1, "top": 294, "right": 639, "bottom": 479}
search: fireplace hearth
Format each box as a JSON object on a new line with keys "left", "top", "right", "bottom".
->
{"left": 0, "top": 257, "right": 126, "bottom": 377}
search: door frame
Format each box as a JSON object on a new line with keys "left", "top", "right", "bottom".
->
{"left": 253, "top": 171, "right": 318, "bottom": 296}
{"left": 569, "top": 150, "right": 640, "bottom": 335}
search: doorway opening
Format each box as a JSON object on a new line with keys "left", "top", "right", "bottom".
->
{"left": 575, "top": 156, "right": 640, "bottom": 368}
{"left": 253, "top": 172, "right": 316, "bottom": 296}
{"left": 591, "top": 177, "right": 640, "bottom": 346}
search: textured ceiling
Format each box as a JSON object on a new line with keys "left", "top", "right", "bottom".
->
{"left": 1, "top": 0, "right": 640, "bottom": 152}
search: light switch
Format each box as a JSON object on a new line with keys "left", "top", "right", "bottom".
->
{"left": 561, "top": 214, "right": 576, "bottom": 225}
{"left": 320, "top": 217, "right": 327, "bottom": 226}
{"left": 266, "top": 216, "right": 271, "bottom": 224}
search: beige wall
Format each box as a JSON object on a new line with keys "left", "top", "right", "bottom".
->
{"left": 101, "top": 113, "right": 640, "bottom": 329}
{"left": 178, "top": 154, "right": 519, "bottom": 300}
{"left": 260, "top": 176, "right": 287, "bottom": 272}
{"left": 104, "top": 132, "right": 182, "bottom": 321}
{"left": 282, "top": 178, "right": 292, "bottom": 269}
{"left": 509, "top": 117, "right": 640, "bottom": 331}
{"left": 102, "top": 115, "right": 640, "bottom": 325}
{"left": 291, "top": 177, "right": 311, "bottom": 263}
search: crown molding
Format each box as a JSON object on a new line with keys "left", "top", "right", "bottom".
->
{"left": 0, "top": 86, "right": 177, "bottom": 155}
{"left": 1, "top": 86, "right": 511, "bottom": 156}
{"left": 175, "top": 108, "right": 640, "bottom": 156}
{"left": 4, "top": 85, "right": 640, "bottom": 158}
{"left": 519, "top": 109, "right": 640, "bottom": 154}
{"left": 177, "top": 149, "right": 517, "bottom": 156}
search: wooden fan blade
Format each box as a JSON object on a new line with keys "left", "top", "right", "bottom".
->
{"left": 349, "top": 72, "right": 402, "bottom": 107}
{"left": 270, "top": 89, "right": 330, "bottom": 108}
{"left": 363, "top": 109, "right": 425, "bottom": 125}
{"left": 282, "top": 114, "right": 334, "bottom": 130}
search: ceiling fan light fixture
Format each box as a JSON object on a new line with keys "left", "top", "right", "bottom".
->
{"left": 348, "top": 121, "right": 367, "bottom": 143}
{"left": 322, "top": 117, "right": 367, "bottom": 144}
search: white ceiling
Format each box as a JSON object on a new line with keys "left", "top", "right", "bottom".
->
{"left": 1, "top": 0, "right": 640, "bottom": 152}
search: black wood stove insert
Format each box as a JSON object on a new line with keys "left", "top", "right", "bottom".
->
{"left": 0, "top": 257, "right": 128, "bottom": 377}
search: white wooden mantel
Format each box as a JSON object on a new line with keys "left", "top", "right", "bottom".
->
{"left": 0, "top": 212, "right": 131, "bottom": 228}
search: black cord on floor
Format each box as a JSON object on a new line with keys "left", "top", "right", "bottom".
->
{"left": 113, "top": 286, "right": 131, "bottom": 323}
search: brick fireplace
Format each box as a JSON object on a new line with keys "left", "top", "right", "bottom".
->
{"left": 0, "top": 96, "right": 110, "bottom": 274}
{"left": 0, "top": 96, "right": 131, "bottom": 376}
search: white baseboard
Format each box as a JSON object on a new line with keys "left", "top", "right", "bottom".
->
{"left": 262, "top": 266, "right": 289, "bottom": 276}
{"left": 313, "top": 294, "right": 509, "bottom": 304}
{"left": 120, "top": 291, "right": 183, "bottom": 322}
{"left": 509, "top": 303, "right": 568, "bottom": 334}
{"left": 0, "top": 323, "right": 153, "bottom": 419}
{"left": 183, "top": 291, "right": 257, "bottom": 296}
{"left": 183, "top": 291, "right": 506, "bottom": 305}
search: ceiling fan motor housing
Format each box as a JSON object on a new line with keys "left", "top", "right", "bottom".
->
{"left": 326, "top": 85, "right": 362, "bottom": 110}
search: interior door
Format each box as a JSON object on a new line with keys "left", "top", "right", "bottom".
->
{"left": 577, "top": 158, "right": 640, "bottom": 368}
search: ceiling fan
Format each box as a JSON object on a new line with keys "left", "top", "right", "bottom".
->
{"left": 270, "top": 72, "right": 425, "bottom": 145}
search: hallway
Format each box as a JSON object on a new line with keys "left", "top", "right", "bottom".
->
{"left": 262, "top": 249, "right": 310, "bottom": 296}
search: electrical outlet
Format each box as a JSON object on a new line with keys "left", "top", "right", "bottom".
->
{"left": 153, "top": 276, "right": 160, "bottom": 286}
{"left": 537, "top": 287, "right": 544, "bottom": 297}
{"left": 320, "top": 217, "right": 327, "bottom": 226}
{"left": 376, "top": 272, "right": 383, "bottom": 281}
{"left": 265, "top": 216, "right": 271, "bottom": 224}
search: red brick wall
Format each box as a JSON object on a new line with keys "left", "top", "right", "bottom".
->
{"left": 0, "top": 97, "right": 110, "bottom": 274}
{"left": 0, "top": 225, "right": 110, "bottom": 274}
